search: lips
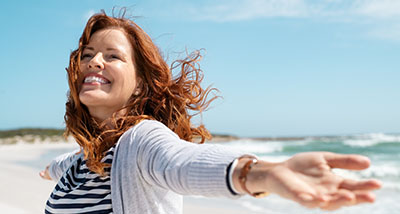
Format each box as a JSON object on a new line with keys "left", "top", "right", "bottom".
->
{"left": 82, "top": 74, "right": 111, "bottom": 85}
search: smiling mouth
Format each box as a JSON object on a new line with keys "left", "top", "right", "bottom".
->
{"left": 83, "top": 75, "right": 111, "bottom": 84}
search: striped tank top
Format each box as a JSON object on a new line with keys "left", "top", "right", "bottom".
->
{"left": 45, "top": 146, "right": 115, "bottom": 214}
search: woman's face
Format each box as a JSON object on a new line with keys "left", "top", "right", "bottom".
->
{"left": 79, "top": 28, "right": 139, "bottom": 121}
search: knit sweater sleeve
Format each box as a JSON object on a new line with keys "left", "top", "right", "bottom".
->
{"left": 48, "top": 148, "right": 81, "bottom": 181}
{"left": 121, "top": 120, "right": 248, "bottom": 198}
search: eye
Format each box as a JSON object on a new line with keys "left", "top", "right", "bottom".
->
{"left": 110, "top": 54, "right": 121, "bottom": 60}
{"left": 81, "top": 53, "right": 93, "bottom": 59}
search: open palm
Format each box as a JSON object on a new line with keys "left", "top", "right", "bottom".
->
{"left": 265, "top": 152, "right": 381, "bottom": 210}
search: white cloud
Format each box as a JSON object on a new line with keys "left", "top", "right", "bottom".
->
{"left": 176, "top": 0, "right": 400, "bottom": 42}
{"left": 354, "top": 0, "right": 400, "bottom": 19}
{"left": 182, "top": 0, "right": 400, "bottom": 22}
{"left": 189, "top": 0, "right": 312, "bottom": 22}
{"left": 350, "top": 0, "right": 400, "bottom": 41}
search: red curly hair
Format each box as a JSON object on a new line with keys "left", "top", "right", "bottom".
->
{"left": 64, "top": 10, "right": 217, "bottom": 175}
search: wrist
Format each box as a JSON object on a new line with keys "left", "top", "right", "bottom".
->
{"left": 246, "top": 159, "right": 278, "bottom": 195}
{"left": 232, "top": 156, "right": 278, "bottom": 197}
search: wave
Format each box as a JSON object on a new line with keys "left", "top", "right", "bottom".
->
{"left": 334, "top": 164, "right": 399, "bottom": 179}
{"left": 360, "top": 163, "right": 400, "bottom": 179}
{"left": 332, "top": 161, "right": 400, "bottom": 193}
{"left": 343, "top": 133, "right": 400, "bottom": 147}
{"left": 226, "top": 140, "right": 284, "bottom": 154}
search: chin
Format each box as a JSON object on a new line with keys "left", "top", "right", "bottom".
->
{"left": 79, "top": 92, "right": 108, "bottom": 106}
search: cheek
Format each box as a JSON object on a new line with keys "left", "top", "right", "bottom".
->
{"left": 77, "top": 63, "right": 87, "bottom": 87}
{"left": 125, "top": 65, "right": 139, "bottom": 90}
{"left": 113, "top": 68, "right": 138, "bottom": 95}
{"left": 125, "top": 76, "right": 138, "bottom": 95}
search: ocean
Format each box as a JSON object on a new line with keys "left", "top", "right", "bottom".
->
{"left": 9, "top": 132, "right": 399, "bottom": 213}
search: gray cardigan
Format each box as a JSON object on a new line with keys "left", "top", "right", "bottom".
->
{"left": 48, "top": 120, "right": 246, "bottom": 214}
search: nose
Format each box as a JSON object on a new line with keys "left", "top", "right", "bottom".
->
{"left": 87, "top": 53, "right": 105, "bottom": 70}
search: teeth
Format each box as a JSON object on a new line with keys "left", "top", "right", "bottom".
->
{"left": 84, "top": 76, "right": 108, "bottom": 84}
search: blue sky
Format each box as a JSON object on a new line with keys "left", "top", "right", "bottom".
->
{"left": 1, "top": 0, "right": 399, "bottom": 137}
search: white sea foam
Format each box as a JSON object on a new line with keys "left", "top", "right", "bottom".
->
{"left": 226, "top": 140, "right": 284, "bottom": 154}
{"left": 360, "top": 163, "right": 400, "bottom": 178}
{"left": 343, "top": 133, "right": 400, "bottom": 147}
{"left": 333, "top": 160, "right": 399, "bottom": 177}
{"left": 332, "top": 163, "right": 400, "bottom": 194}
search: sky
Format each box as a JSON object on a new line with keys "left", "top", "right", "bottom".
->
{"left": 1, "top": 0, "right": 399, "bottom": 137}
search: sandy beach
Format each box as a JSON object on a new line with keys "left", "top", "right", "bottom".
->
{"left": 0, "top": 143, "right": 74, "bottom": 214}
{"left": 0, "top": 143, "right": 252, "bottom": 214}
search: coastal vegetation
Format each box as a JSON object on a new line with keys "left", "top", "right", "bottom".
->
{"left": 0, "top": 128, "right": 67, "bottom": 145}
{"left": 0, "top": 128, "right": 310, "bottom": 145}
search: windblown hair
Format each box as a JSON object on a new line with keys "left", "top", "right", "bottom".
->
{"left": 65, "top": 9, "right": 217, "bottom": 175}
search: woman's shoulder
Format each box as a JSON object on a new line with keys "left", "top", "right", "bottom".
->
{"left": 117, "top": 119, "right": 178, "bottom": 146}
{"left": 123, "top": 119, "right": 177, "bottom": 137}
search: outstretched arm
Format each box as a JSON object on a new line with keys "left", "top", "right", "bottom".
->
{"left": 232, "top": 152, "right": 381, "bottom": 210}
{"left": 39, "top": 148, "right": 81, "bottom": 181}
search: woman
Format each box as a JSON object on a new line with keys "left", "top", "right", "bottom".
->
{"left": 40, "top": 10, "right": 381, "bottom": 213}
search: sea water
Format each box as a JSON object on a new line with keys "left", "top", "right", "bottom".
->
{"left": 219, "top": 133, "right": 400, "bottom": 214}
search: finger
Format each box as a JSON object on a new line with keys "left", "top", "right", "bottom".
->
{"left": 320, "top": 191, "right": 375, "bottom": 211}
{"left": 292, "top": 190, "right": 332, "bottom": 209}
{"left": 354, "top": 191, "right": 376, "bottom": 204}
{"left": 328, "top": 191, "right": 376, "bottom": 209}
{"left": 323, "top": 152, "right": 370, "bottom": 170}
{"left": 340, "top": 179, "right": 382, "bottom": 191}
{"left": 294, "top": 193, "right": 324, "bottom": 209}
{"left": 39, "top": 171, "right": 46, "bottom": 179}
{"left": 320, "top": 189, "right": 356, "bottom": 211}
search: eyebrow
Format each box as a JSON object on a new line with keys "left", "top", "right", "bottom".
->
{"left": 83, "top": 46, "right": 121, "bottom": 52}
{"left": 106, "top": 48, "right": 119, "bottom": 51}
{"left": 83, "top": 46, "right": 94, "bottom": 51}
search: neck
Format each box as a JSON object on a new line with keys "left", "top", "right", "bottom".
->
{"left": 87, "top": 106, "right": 127, "bottom": 127}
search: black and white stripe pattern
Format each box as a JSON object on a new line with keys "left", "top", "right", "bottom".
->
{"left": 45, "top": 147, "right": 115, "bottom": 214}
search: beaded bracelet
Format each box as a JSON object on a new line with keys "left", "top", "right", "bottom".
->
{"left": 238, "top": 157, "right": 269, "bottom": 198}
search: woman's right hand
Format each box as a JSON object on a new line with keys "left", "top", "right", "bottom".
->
{"left": 233, "top": 152, "right": 381, "bottom": 211}
{"left": 39, "top": 165, "right": 52, "bottom": 180}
